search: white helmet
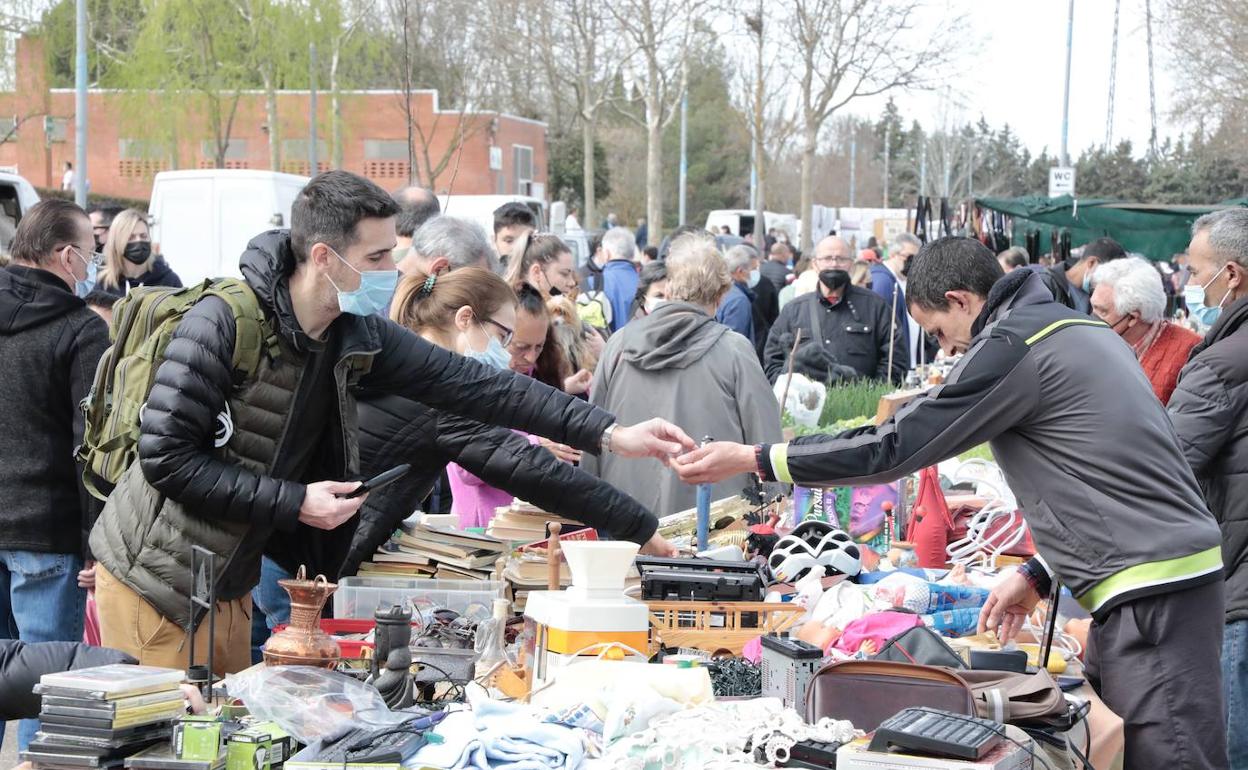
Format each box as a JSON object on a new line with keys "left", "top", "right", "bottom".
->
{"left": 768, "top": 523, "right": 862, "bottom": 583}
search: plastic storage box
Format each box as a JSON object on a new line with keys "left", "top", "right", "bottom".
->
{"left": 333, "top": 576, "right": 505, "bottom": 619}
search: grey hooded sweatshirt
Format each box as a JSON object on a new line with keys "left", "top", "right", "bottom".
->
{"left": 583, "top": 301, "right": 783, "bottom": 516}
{"left": 758, "top": 270, "right": 1223, "bottom": 620}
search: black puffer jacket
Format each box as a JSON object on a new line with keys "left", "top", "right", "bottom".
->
{"left": 318, "top": 395, "right": 658, "bottom": 579}
{"left": 1168, "top": 296, "right": 1248, "bottom": 623}
{"left": 0, "top": 639, "right": 134, "bottom": 719}
{"left": 93, "top": 230, "right": 618, "bottom": 627}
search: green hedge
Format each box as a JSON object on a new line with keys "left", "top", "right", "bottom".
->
{"left": 35, "top": 187, "right": 150, "bottom": 211}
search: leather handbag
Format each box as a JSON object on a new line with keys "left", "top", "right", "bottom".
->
{"left": 873, "top": 625, "right": 968, "bottom": 669}
{"left": 804, "top": 660, "right": 976, "bottom": 732}
{"left": 957, "top": 668, "right": 1068, "bottom": 724}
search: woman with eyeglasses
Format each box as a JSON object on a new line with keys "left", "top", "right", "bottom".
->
{"left": 350, "top": 268, "right": 674, "bottom": 552}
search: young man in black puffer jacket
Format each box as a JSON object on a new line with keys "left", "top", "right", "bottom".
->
{"left": 89, "top": 171, "right": 695, "bottom": 676}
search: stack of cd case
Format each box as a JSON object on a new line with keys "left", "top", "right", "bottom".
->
{"left": 23, "top": 664, "right": 187, "bottom": 770}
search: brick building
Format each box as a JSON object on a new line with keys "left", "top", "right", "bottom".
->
{"left": 0, "top": 36, "right": 547, "bottom": 201}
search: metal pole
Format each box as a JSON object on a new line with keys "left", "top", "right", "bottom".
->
{"left": 1059, "top": 0, "right": 1074, "bottom": 167}
{"left": 883, "top": 121, "right": 891, "bottom": 208}
{"left": 919, "top": 142, "right": 927, "bottom": 197}
{"left": 308, "top": 43, "right": 319, "bottom": 174}
{"left": 749, "top": 133, "right": 757, "bottom": 211}
{"left": 73, "top": 0, "right": 87, "bottom": 207}
{"left": 848, "top": 135, "right": 856, "bottom": 208}
{"left": 678, "top": 90, "right": 688, "bottom": 225}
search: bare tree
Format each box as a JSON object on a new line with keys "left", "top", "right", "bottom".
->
{"left": 737, "top": 2, "right": 799, "bottom": 248}
{"left": 788, "top": 0, "right": 955, "bottom": 252}
{"left": 608, "top": 0, "right": 708, "bottom": 242}
{"left": 551, "top": 0, "right": 628, "bottom": 227}
{"left": 386, "top": 0, "right": 492, "bottom": 190}
{"left": 1165, "top": 0, "right": 1248, "bottom": 121}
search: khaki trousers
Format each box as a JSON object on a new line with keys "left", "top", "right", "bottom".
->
{"left": 96, "top": 564, "right": 252, "bottom": 677}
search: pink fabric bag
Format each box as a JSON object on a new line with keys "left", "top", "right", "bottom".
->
{"left": 832, "top": 611, "right": 923, "bottom": 655}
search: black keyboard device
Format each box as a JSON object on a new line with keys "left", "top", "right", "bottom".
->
{"left": 868, "top": 707, "right": 1003, "bottom": 761}
{"left": 316, "top": 712, "right": 446, "bottom": 765}
{"left": 776, "top": 739, "right": 843, "bottom": 768}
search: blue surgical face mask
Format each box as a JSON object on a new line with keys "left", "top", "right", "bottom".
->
{"left": 748, "top": 268, "right": 761, "bottom": 288}
{"left": 466, "top": 328, "right": 512, "bottom": 370}
{"left": 1184, "top": 263, "right": 1231, "bottom": 327}
{"left": 325, "top": 246, "right": 398, "bottom": 316}
{"left": 70, "top": 246, "right": 97, "bottom": 298}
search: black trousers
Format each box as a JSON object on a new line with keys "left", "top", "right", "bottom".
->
{"left": 1086, "top": 579, "right": 1229, "bottom": 770}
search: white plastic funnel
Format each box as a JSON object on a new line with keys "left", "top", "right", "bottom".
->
{"left": 561, "top": 541, "right": 639, "bottom": 599}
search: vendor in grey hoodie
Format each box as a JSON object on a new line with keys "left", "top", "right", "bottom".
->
{"left": 582, "top": 232, "right": 782, "bottom": 516}
{"left": 675, "top": 237, "right": 1228, "bottom": 770}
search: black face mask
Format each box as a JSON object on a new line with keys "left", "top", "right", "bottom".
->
{"left": 819, "top": 269, "right": 850, "bottom": 293}
{"left": 899, "top": 254, "right": 914, "bottom": 277}
{"left": 123, "top": 241, "right": 152, "bottom": 266}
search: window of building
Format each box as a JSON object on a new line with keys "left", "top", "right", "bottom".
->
{"left": 280, "top": 138, "right": 329, "bottom": 176}
{"left": 117, "top": 138, "right": 168, "bottom": 179}
{"left": 0, "top": 117, "right": 16, "bottom": 142}
{"left": 513, "top": 145, "right": 533, "bottom": 197}
{"left": 199, "top": 138, "right": 249, "bottom": 169}
{"left": 364, "top": 139, "right": 410, "bottom": 179}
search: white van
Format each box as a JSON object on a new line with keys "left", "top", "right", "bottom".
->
{"left": 0, "top": 171, "right": 41, "bottom": 255}
{"left": 149, "top": 170, "right": 309, "bottom": 285}
{"left": 705, "top": 209, "right": 796, "bottom": 241}
{"left": 437, "top": 194, "right": 546, "bottom": 245}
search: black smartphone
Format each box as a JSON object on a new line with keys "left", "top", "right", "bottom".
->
{"left": 338, "top": 464, "right": 412, "bottom": 499}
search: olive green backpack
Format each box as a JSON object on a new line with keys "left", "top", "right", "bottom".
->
{"left": 77, "top": 278, "right": 279, "bottom": 500}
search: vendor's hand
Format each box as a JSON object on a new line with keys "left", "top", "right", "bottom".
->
{"left": 978, "top": 570, "right": 1041, "bottom": 644}
{"left": 609, "top": 418, "right": 695, "bottom": 460}
{"left": 539, "top": 437, "right": 582, "bottom": 463}
{"left": 563, "top": 368, "right": 593, "bottom": 395}
{"left": 639, "top": 531, "right": 680, "bottom": 557}
{"left": 671, "top": 441, "right": 757, "bottom": 485}
{"left": 77, "top": 560, "right": 96, "bottom": 590}
{"left": 299, "top": 481, "right": 367, "bottom": 530}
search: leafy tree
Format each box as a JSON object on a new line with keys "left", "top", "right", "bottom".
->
{"left": 548, "top": 131, "right": 610, "bottom": 207}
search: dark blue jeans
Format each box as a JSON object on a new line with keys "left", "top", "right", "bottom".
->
{"left": 250, "top": 558, "right": 293, "bottom": 664}
{"left": 0, "top": 550, "right": 85, "bottom": 750}
{"left": 1226, "top": 618, "right": 1248, "bottom": 770}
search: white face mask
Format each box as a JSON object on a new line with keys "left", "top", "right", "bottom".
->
{"left": 644, "top": 297, "right": 666, "bottom": 315}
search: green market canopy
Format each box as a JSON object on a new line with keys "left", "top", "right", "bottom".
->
{"left": 975, "top": 195, "right": 1248, "bottom": 260}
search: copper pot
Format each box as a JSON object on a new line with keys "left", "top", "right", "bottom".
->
{"left": 262, "top": 566, "right": 341, "bottom": 668}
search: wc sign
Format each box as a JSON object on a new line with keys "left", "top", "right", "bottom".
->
{"left": 1049, "top": 167, "right": 1076, "bottom": 198}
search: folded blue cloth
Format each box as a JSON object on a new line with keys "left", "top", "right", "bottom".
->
{"left": 406, "top": 701, "right": 587, "bottom": 770}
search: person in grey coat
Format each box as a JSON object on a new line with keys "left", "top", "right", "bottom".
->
{"left": 582, "top": 232, "right": 783, "bottom": 517}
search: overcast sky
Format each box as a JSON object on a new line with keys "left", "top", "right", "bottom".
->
{"left": 846, "top": 0, "right": 1180, "bottom": 162}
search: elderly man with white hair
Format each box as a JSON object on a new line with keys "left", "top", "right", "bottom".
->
{"left": 601, "top": 226, "right": 638, "bottom": 332}
{"left": 1091, "top": 256, "right": 1201, "bottom": 404}
{"left": 715, "top": 243, "right": 761, "bottom": 344}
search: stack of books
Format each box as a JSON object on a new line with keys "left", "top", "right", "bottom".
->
{"left": 485, "top": 500, "right": 584, "bottom": 542}
{"left": 503, "top": 550, "right": 573, "bottom": 612}
{"left": 360, "top": 524, "right": 508, "bottom": 581}
{"left": 25, "top": 664, "right": 186, "bottom": 770}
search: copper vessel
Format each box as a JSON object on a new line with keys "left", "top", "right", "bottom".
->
{"left": 262, "top": 566, "right": 341, "bottom": 668}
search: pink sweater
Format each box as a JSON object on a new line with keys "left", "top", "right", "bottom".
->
{"left": 447, "top": 432, "right": 540, "bottom": 528}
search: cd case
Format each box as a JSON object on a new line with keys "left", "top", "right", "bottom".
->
{"left": 41, "top": 691, "right": 186, "bottom": 714}
{"left": 124, "top": 743, "right": 227, "bottom": 770}
{"left": 38, "top": 665, "right": 184, "bottom": 697}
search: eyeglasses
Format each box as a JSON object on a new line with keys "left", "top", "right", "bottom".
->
{"left": 70, "top": 245, "right": 105, "bottom": 267}
{"left": 813, "top": 255, "right": 853, "bottom": 267}
{"left": 483, "top": 318, "right": 514, "bottom": 347}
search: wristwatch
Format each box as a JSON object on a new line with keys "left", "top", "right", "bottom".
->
{"left": 600, "top": 423, "right": 618, "bottom": 454}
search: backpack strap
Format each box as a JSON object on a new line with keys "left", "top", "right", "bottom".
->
{"left": 204, "top": 278, "right": 281, "bottom": 377}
